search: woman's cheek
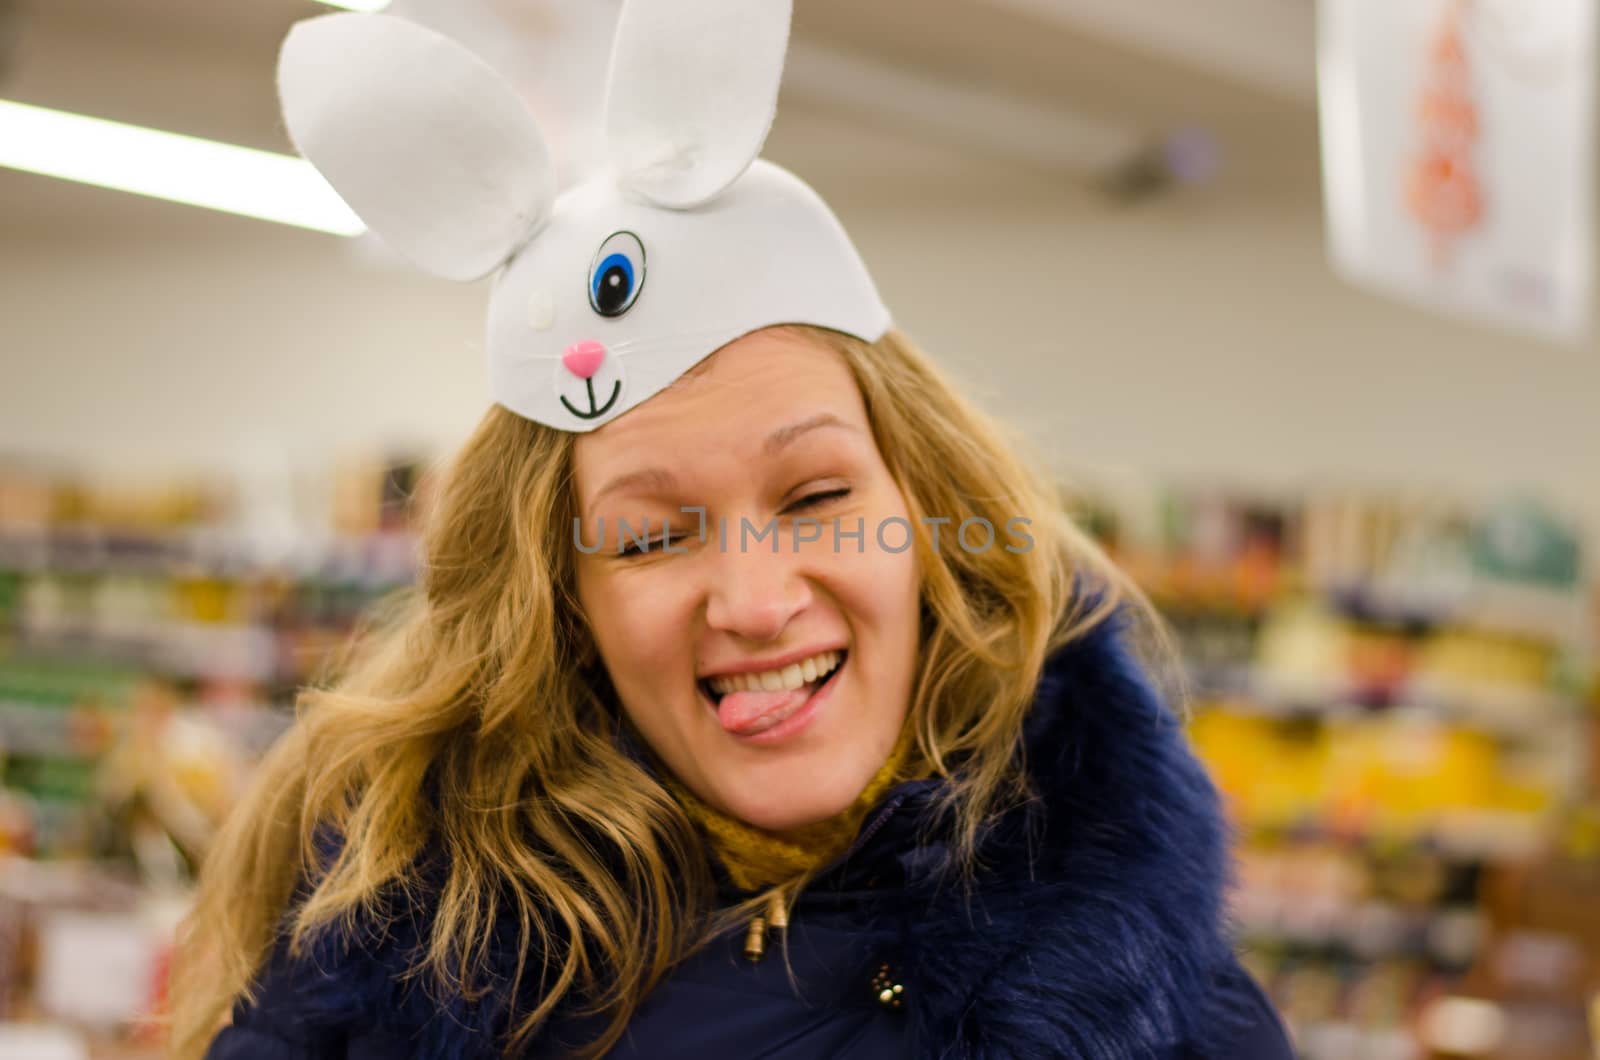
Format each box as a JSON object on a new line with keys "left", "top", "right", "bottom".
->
{"left": 582, "top": 566, "right": 676, "bottom": 698}
{"left": 615, "top": 570, "right": 693, "bottom": 666}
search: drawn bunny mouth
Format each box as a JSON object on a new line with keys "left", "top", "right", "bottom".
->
{"left": 561, "top": 378, "right": 622, "bottom": 419}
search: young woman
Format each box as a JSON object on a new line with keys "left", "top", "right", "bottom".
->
{"left": 172, "top": 5, "right": 1297, "bottom": 1057}
{"left": 173, "top": 325, "right": 1293, "bottom": 1059}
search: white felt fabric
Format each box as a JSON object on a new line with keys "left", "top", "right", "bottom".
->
{"left": 604, "top": 0, "right": 792, "bottom": 209}
{"left": 486, "top": 159, "right": 889, "bottom": 432}
{"left": 383, "top": 0, "right": 624, "bottom": 195}
{"left": 277, "top": 1, "right": 890, "bottom": 434}
{"left": 278, "top": 14, "right": 555, "bottom": 282}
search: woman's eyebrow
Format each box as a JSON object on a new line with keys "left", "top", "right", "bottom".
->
{"left": 763, "top": 412, "right": 858, "bottom": 457}
{"left": 589, "top": 467, "right": 679, "bottom": 516}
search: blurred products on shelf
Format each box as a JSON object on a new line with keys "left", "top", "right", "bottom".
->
{"left": 0, "top": 458, "right": 426, "bottom": 862}
{"left": 0, "top": 457, "right": 425, "bottom": 1056}
{"left": 1074, "top": 480, "right": 1597, "bottom": 1060}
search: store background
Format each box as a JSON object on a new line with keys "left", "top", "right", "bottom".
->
{"left": 0, "top": 0, "right": 1595, "bottom": 1058}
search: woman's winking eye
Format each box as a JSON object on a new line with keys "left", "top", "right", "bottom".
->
{"left": 784, "top": 485, "right": 851, "bottom": 513}
{"left": 612, "top": 486, "right": 853, "bottom": 558}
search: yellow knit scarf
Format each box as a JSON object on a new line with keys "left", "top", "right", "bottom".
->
{"left": 668, "top": 725, "right": 920, "bottom": 893}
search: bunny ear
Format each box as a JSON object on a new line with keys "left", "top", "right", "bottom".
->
{"left": 278, "top": 13, "right": 556, "bottom": 282}
{"left": 604, "top": 0, "right": 793, "bottom": 209}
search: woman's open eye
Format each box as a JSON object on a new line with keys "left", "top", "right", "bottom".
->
{"left": 589, "top": 231, "right": 646, "bottom": 318}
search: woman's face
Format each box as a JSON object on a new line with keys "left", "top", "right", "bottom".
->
{"left": 573, "top": 329, "right": 921, "bottom": 831}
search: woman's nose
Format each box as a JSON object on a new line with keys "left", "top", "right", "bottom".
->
{"left": 703, "top": 548, "right": 812, "bottom": 643}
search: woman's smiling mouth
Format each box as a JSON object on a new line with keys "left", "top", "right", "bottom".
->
{"left": 699, "top": 649, "right": 847, "bottom": 740}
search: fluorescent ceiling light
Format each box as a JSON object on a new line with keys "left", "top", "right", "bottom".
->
{"left": 0, "top": 100, "right": 365, "bottom": 236}
{"left": 313, "top": 0, "right": 392, "bottom": 11}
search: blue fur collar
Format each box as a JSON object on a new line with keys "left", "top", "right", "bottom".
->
{"left": 863, "top": 611, "right": 1254, "bottom": 1057}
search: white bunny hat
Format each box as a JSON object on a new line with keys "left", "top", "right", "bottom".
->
{"left": 277, "top": 0, "right": 891, "bottom": 433}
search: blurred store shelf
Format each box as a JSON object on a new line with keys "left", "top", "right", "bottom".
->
{"left": 1074, "top": 481, "right": 1597, "bottom": 1060}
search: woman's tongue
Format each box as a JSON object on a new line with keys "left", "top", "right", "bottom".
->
{"left": 717, "top": 684, "right": 812, "bottom": 735}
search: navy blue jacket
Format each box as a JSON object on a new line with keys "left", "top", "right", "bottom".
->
{"left": 208, "top": 615, "right": 1295, "bottom": 1058}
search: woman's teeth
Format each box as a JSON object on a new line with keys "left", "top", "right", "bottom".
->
{"left": 707, "top": 650, "right": 843, "bottom": 697}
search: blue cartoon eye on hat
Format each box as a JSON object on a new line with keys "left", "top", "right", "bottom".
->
{"left": 590, "top": 231, "right": 645, "bottom": 318}
{"left": 276, "top": 0, "right": 890, "bottom": 433}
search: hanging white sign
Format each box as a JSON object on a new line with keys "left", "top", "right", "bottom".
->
{"left": 1317, "top": 0, "right": 1596, "bottom": 340}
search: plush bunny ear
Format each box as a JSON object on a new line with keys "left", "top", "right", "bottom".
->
{"left": 604, "top": 0, "right": 792, "bottom": 209}
{"left": 278, "top": 13, "right": 556, "bottom": 282}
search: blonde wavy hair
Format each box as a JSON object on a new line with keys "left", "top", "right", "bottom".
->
{"left": 168, "top": 325, "right": 1162, "bottom": 1059}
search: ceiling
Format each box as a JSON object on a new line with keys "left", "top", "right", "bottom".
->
{"left": 0, "top": 0, "right": 1320, "bottom": 239}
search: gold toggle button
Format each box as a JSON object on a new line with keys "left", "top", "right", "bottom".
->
{"left": 870, "top": 962, "right": 905, "bottom": 1009}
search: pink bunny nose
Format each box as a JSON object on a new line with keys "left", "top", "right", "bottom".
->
{"left": 562, "top": 340, "right": 608, "bottom": 380}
